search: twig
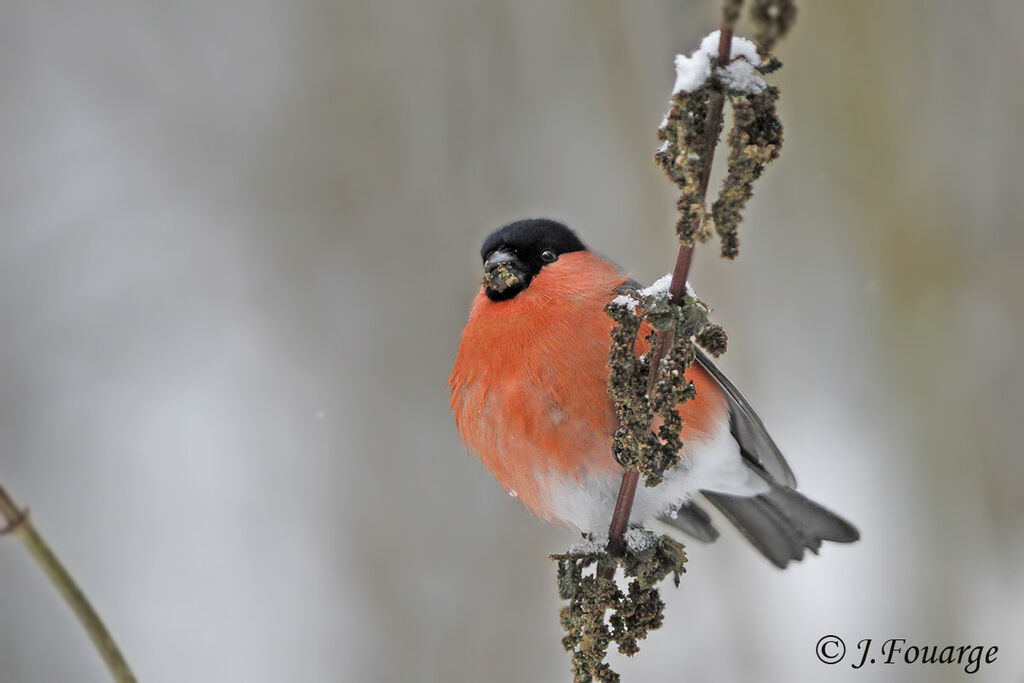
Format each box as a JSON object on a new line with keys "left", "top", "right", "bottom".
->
{"left": 0, "top": 484, "right": 137, "bottom": 683}
{"left": 598, "top": 22, "right": 736, "bottom": 581}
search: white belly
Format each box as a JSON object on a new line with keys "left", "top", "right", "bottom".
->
{"left": 541, "top": 416, "right": 769, "bottom": 533}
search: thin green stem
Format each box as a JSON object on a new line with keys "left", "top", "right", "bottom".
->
{"left": 0, "top": 484, "right": 137, "bottom": 683}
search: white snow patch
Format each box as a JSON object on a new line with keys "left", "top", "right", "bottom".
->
{"left": 624, "top": 527, "right": 656, "bottom": 553}
{"left": 702, "top": 29, "right": 760, "bottom": 63}
{"left": 639, "top": 273, "right": 674, "bottom": 298}
{"left": 720, "top": 57, "right": 766, "bottom": 95}
{"left": 610, "top": 293, "right": 640, "bottom": 313}
{"left": 673, "top": 51, "right": 712, "bottom": 95}
{"left": 672, "top": 30, "right": 766, "bottom": 95}
{"left": 569, "top": 535, "right": 608, "bottom": 555}
{"left": 637, "top": 274, "right": 698, "bottom": 301}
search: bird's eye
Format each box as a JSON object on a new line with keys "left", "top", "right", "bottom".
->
{"left": 540, "top": 250, "right": 557, "bottom": 263}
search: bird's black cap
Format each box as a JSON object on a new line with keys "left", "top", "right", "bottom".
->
{"left": 480, "top": 218, "right": 586, "bottom": 262}
{"left": 479, "top": 219, "right": 587, "bottom": 301}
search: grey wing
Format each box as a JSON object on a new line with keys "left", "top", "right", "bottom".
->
{"left": 695, "top": 347, "right": 797, "bottom": 487}
{"left": 617, "top": 277, "right": 642, "bottom": 293}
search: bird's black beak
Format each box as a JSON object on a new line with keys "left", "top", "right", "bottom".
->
{"left": 482, "top": 249, "right": 527, "bottom": 295}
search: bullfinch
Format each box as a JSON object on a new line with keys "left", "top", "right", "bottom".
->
{"left": 449, "top": 218, "right": 859, "bottom": 568}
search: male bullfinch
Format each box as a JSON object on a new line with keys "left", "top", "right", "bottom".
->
{"left": 449, "top": 218, "right": 859, "bottom": 568}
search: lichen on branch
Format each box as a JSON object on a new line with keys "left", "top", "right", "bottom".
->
{"left": 606, "top": 284, "right": 725, "bottom": 488}
{"left": 552, "top": 528, "right": 687, "bottom": 683}
{"left": 657, "top": 28, "right": 785, "bottom": 259}
{"left": 656, "top": 89, "right": 713, "bottom": 244}
{"left": 712, "top": 85, "right": 783, "bottom": 258}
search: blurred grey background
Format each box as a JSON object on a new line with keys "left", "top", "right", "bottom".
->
{"left": 1, "top": 1, "right": 1022, "bottom": 682}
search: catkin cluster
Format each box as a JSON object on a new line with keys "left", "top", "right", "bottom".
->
{"left": 656, "top": 31, "right": 785, "bottom": 258}
{"left": 552, "top": 529, "right": 687, "bottom": 683}
{"left": 606, "top": 288, "right": 726, "bottom": 487}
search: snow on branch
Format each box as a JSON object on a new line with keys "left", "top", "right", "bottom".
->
{"left": 673, "top": 30, "right": 766, "bottom": 96}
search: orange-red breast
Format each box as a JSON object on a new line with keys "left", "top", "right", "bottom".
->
{"left": 449, "top": 219, "right": 858, "bottom": 567}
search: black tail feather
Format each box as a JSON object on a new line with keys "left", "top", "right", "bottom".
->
{"left": 702, "top": 484, "right": 859, "bottom": 569}
{"left": 658, "top": 500, "right": 720, "bottom": 543}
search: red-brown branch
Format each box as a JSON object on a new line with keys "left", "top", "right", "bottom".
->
{"left": 599, "top": 22, "right": 735, "bottom": 579}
